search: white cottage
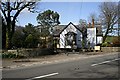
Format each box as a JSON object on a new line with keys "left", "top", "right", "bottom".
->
{"left": 53, "top": 21, "right": 103, "bottom": 49}
{"left": 54, "top": 22, "right": 83, "bottom": 49}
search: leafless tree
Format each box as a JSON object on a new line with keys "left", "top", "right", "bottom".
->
{"left": 99, "top": 2, "right": 118, "bottom": 43}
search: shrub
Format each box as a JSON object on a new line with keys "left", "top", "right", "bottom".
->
{"left": 11, "top": 29, "right": 25, "bottom": 48}
{"left": 112, "top": 37, "right": 120, "bottom": 47}
{"left": 101, "top": 42, "right": 112, "bottom": 47}
{"left": 101, "top": 42, "right": 108, "bottom": 47}
{"left": 2, "top": 52, "right": 25, "bottom": 59}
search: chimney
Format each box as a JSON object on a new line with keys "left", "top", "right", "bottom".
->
{"left": 92, "top": 19, "right": 94, "bottom": 28}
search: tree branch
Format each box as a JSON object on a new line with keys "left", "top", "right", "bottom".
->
{"left": 0, "top": 3, "right": 8, "bottom": 21}
{"left": 13, "top": 2, "right": 35, "bottom": 22}
{"left": 10, "top": 2, "right": 23, "bottom": 11}
{"left": 12, "top": 2, "right": 35, "bottom": 33}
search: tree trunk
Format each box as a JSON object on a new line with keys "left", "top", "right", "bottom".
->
{"left": 2, "top": 18, "right": 6, "bottom": 49}
{"left": 102, "top": 24, "right": 110, "bottom": 43}
{"left": 6, "top": 29, "right": 12, "bottom": 49}
{"left": 6, "top": 22, "right": 15, "bottom": 49}
{"left": 5, "top": 2, "right": 16, "bottom": 49}
{"left": 6, "top": 1, "right": 12, "bottom": 49}
{"left": 45, "top": 36, "right": 47, "bottom": 48}
{"left": 103, "top": 35, "right": 107, "bottom": 43}
{"left": 12, "top": 21, "right": 15, "bottom": 36}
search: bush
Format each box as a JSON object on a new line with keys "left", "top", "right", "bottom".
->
{"left": 101, "top": 42, "right": 112, "bottom": 47}
{"left": 2, "top": 52, "right": 25, "bottom": 59}
{"left": 112, "top": 37, "right": 120, "bottom": 47}
{"left": 11, "top": 27, "right": 25, "bottom": 48}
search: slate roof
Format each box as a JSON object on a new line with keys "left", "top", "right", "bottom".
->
{"left": 35, "top": 22, "right": 102, "bottom": 37}
{"left": 53, "top": 22, "right": 83, "bottom": 37}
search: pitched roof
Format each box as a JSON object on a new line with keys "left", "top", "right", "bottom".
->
{"left": 53, "top": 22, "right": 82, "bottom": 36}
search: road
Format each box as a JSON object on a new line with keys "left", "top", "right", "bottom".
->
{"left": 2, "top": 52, "right": 120, "bottom": 80}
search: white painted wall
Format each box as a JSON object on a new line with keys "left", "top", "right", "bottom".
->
{"left": 87, "top": 28, "right": 97, "bottom": 48}
{"left": 59, "top": 24, "right": 82, "bottom": 48}
{"left": 76, "top": 30, "right": 83, "bottom": 48}
{"left": 97, "top": 36, "right": 103, "bottom": 44}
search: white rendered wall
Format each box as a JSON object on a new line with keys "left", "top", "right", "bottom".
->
{"left": 87, "top": 28, "right": 96, "bottom": 48}
{"left": 59, "top": 24, "right": 82, "bottom": 48}
{"left": 97, "top": 36, "right": 103, "bottom": 44}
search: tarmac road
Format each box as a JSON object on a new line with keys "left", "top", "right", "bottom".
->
{"left": 2, "top": 52, "right": 120, "bottom": 80}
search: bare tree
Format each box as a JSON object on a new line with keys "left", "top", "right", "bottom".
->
{"left": 0, "top": 0, "right": 38, "bottom": 49}
{"left": 79, "top": 19, "right": 87, "bottom": 48}
{"left": 99, "top": 2, "right": 118, "bottom": 43}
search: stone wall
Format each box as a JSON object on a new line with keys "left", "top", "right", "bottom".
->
{"left": 2, "top": 48, "right": 54, "bottom": 58}
{"left": 101, "top": 47, "right": 120, "bottom": 52}
{"left": 2, "top": 47, "right": 120, "bottom": 58}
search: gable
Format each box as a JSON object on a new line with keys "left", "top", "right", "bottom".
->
{"left": 59, "top": 22, "right": 82, "bottom": 35}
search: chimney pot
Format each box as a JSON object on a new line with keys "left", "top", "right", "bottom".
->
{"left": 92, "top": 19, "right": 94, "bottom": 28}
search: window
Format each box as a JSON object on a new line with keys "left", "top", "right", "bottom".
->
{"left": 65, "top": 32, "right": 76, "bottom": 46}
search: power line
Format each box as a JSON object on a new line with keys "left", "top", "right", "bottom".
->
{"left": 79, "top": 0, "right": 83, "bottom": 20}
